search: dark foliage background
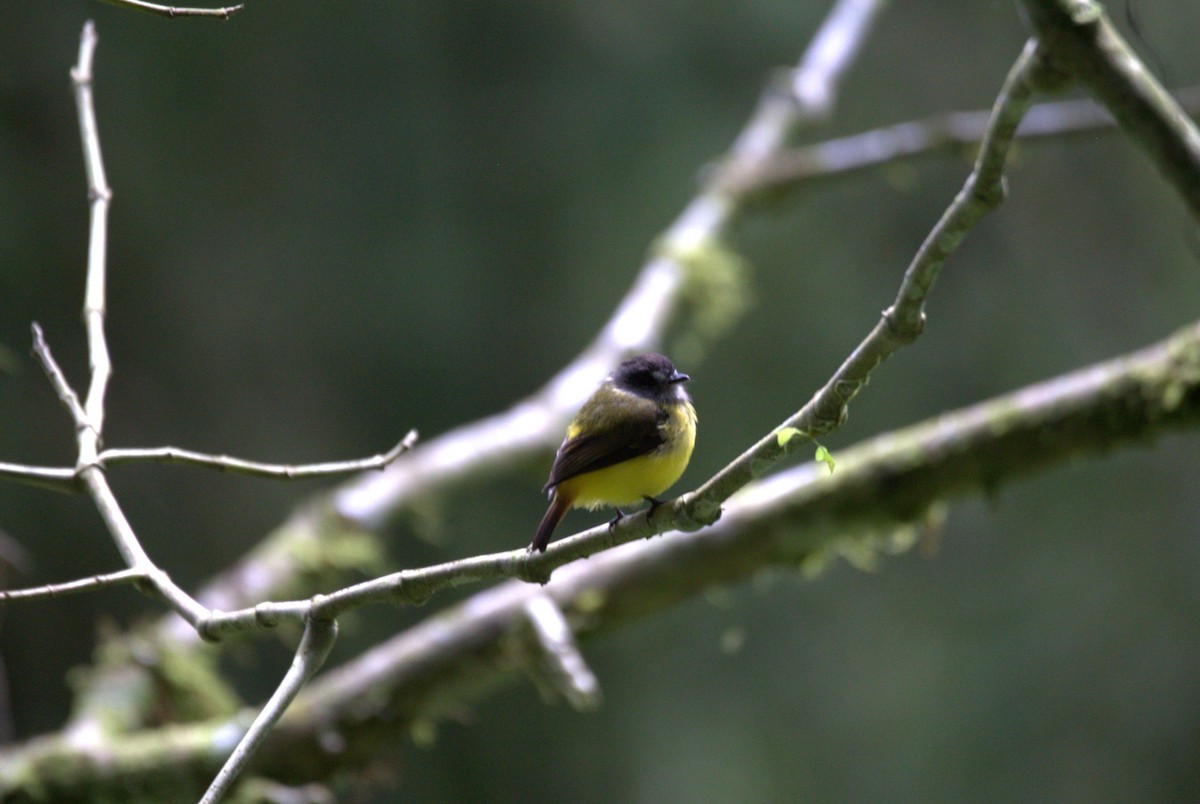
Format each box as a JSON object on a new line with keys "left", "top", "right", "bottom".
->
{"left": 2, "top": 1, "right": 1199, "bottom": 800}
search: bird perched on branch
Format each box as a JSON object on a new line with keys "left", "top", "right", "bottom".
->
{"left": 530, "top": 353, "right": 697, "bottom": 553}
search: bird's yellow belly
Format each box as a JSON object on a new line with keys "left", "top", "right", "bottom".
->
{"left": 561, "top": 402, "right": 696, "bottom": 509}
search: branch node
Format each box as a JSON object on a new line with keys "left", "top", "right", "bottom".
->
{"left": 255, "top": 603, "right": 281, "bottom": 628}
{"left": 882, "top": 305, "right": 925, "bottom": 343}
{"left": 517, "top": 553, "right": 553, "bottom": 586}
{"left": 372, "top": 576, "right": 428, "bottom": 607}
{"left": 971, "top": 172, "right": 1008, "bottom": 209}
{"left": 673, "top": 493, "right": 721, "bottom": 531}
{"left": 198, "top": 613, "right": 226, "bottom": 643}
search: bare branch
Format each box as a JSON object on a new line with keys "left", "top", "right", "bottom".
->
{"left": 888, "top": 39, "right": 1047, "bottom": 334}
{"left": 71, "top": 21, "right": 114, "bottom": 465}
{"left": 788, "top": 0, "right": 883, "bottom": 118}
{"left": 729, "top": 86, "right": 1200, "bottom": 202}
{"left": 0, "top": 461, "right": 79, "bottom": 492}
{"left": 200, "top": 617, "right": 338, "bottom": 804}
{"left": 523, "top": 594, "right": 602, "bottom": 711}
{"left": 30, "top": 323, "right": 89, "bottom": 435}
{"left": 732, "top": 0, "right": 885, "bottom": 164}
{"left": 5, "top": 24, "right": 429, "bottom": 653}
{"left": 58, "top": 24, "right": 231, "bottom": 630}
{"left": 98, "top": 0, "right": 244, "bottom": 18}
{"left": 99, "top": 430, "right": 418, "bottom": 479}
{"left": 0, "top": 569, "right": 146, "bottom": 603}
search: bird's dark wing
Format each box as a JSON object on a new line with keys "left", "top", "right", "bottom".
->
{"left": 543, "top": 398, "right": 665, "bottom": 492}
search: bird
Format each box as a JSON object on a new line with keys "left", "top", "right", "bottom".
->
{"left": 530, "top": 353, "right": 697, "bottom": 553}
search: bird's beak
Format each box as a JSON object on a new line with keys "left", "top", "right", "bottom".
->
{"left": 670, "top": 371, "right": 690, "bottom": 383}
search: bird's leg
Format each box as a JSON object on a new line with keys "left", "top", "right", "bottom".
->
{"left": 607, "top": 507, "right": 627, "bottom": 531}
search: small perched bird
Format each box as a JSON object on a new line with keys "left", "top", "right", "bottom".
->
{"left": 530, "top": 353, "right": 697, "bottom": 553}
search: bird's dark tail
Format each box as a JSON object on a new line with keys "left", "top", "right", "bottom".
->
{"left": 530, "top": 493, "right": 571, "bottom": 553}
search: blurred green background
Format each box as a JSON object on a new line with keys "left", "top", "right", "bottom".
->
{"left": 2, "top": 1, "right": 1200, "bottom": 800}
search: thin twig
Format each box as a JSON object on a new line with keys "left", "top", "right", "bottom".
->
{"left": 100, "top": 430, "right": 418, "bottom": 479}
{"left": 30, "top": 323, "right": 89, "bottom": 434}
{"left": 18, "top": 24, "right": 423, "bottom": 643}
{"left": 730, "top": 0, "right": 885, "bottom": 163}
{"left": 0, "top": 461, "right": 79, "bottom": 492}
{"left": 201, "top": 617, "right": 338, "bottom": 804}
{"left": 63, "top": 24, "right": 210, "bottom": 624}
{"left": 72, "top": 21, "right": 113, "bottom": 460}
{"left": 0, "top": 569, "right": 146, "bottom": 603}
{"left": 524, "top": 594, "right": 602, "bottom": 710}
{"left": 20, "top": 27, "right": 418, "bottom": 803}
{"left": 99, "top": 0, "right": 244, "bottom": 18}
{"left": 888, "top": 39, "right": 1047, "bottom": 334}
{"left": 728, "top": 86, "right": 1200, "bottom": 202}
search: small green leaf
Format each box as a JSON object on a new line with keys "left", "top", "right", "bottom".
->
{"left": 776, "top": 427, "right": 804, "bottom": 448}
{"left": 815, "top": 445, "right": 836, "bottom": 474}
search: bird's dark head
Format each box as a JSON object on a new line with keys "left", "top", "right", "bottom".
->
{"left": 609, "top": 353, "right": 690, "bottom": 400}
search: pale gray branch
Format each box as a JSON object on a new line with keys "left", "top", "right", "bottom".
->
{"left": 72, "top": 21, "right": 113, "bottom": 451}
{"left": 524, "top": 594, "right": 602, "bottom": 711}
{"left": 201, "top": 618, "right": 338, "bottom": 804}
{"left": 8, "top": 25, "right": 411, "bottom": 650}
{"left": 729, "top": 86, "right": 1200, "bottom": 201}
{"left": 99, "top": 430, "right": 418, "bottom": 479}
{"left": 0, "top": 461, "right": 78, "bottom": 492}
{"left": 99, "top": 0, "right": 244, "bottom": 18}
{"left": 30, "top": 323, "right": 89, "bottom": 435}
{"left": 0, "top": 568, "right": 146, "bottom": 602}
